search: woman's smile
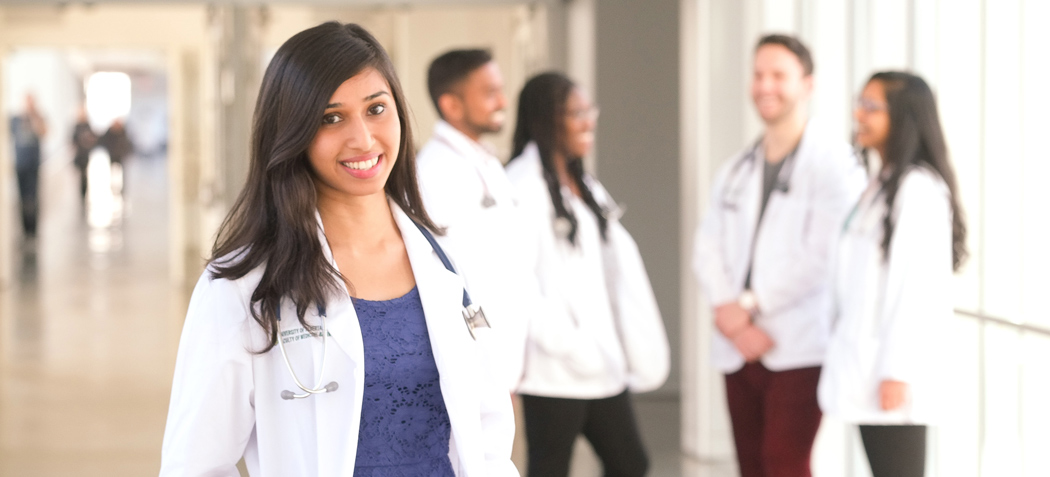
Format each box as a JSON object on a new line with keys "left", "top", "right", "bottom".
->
{"left": 340, "top": 152, "right": 384, "bottom": 179}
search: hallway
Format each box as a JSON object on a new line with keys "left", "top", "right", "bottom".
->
{"left": 0, "top": 156, "right": 185, "bottom": 475}
{"left": 0, "top": 154, "right": 734, "bottom": 476}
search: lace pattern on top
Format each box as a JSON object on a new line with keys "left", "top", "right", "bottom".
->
{"left": 352, "top": 286, "right": 455, "bottom": 477}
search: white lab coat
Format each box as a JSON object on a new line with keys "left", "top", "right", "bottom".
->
{"left": 416, "top": 121, "right": 534, "bottom": 392}
{"left": 693, "top": 120, "right": 866, "bottom": 373}
{"left": 506, "top": 143, "right": 668, "bottom": 398}
{"left": 160, "top": 201, "right": 518, "bottom": 477}
{"left": 818, "top": 166, "right": 953, "bottom": 424}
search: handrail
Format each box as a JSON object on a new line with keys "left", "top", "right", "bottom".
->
{"left": 955, "top": 308, "right": 1050, "bottom": 337}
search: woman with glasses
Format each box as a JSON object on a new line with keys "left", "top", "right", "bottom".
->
{"left": 505, "top": 72, "right": 668, "bottom": 477}
{"left": 160, "top": 22, "right": 516, "bottom": 476}
{"left": 818, "top": 71, "right": 968, "bottom": 477}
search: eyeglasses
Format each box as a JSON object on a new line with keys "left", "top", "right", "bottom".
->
{"left": 566, "top": 105, "right": 600, "bottom": 122}
{"left": 855, "top": 98, "right": 887, "bottom": 114}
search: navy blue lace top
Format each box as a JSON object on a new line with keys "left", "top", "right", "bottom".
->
{"left": 352, "top": 286, "right": 455, "bottom": 477}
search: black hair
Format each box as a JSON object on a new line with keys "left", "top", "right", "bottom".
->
{"left": 756, "top": 34, "right": 814, "bottom": 76}
{"left": 508, "top": 71, "right": 607, "bottom": 245}
{"left": 426, "top": 49, "right": 494, "bottom": 119}
{"left": 210, "top": 21, "right": 439, "bottom": 352}
{"left": 866, "top": 71, "right": 968, "bottom": 271}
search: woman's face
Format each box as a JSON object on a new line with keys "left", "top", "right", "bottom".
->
{"left": 308, "top": 67, "right": 401, "bottom": 202}
{"left": 854, "top": 80, "right": 890, "bottom": 151}
{"left": 560, "top": 87, "right": 597, "bottom": 159}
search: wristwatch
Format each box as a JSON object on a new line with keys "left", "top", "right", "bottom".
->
{"left": 738, "top": 290, "right": 759, "bottom": 316}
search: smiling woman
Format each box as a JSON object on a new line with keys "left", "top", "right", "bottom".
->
{"left": 159, "top": 21, "right": 518, "bottom": 477}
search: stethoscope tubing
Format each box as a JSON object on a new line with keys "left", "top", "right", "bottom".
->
{"left": 721, "top": 137, "right": 799, "bottom": 210}
{"left": 276, "top": 306, "right": 338, "bottom": 400}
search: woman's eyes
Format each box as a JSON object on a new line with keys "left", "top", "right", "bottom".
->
{"left": 322, "top": 103, "right": 387, "bottom": 124}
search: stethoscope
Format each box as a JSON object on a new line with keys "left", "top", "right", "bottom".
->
{"left": 720, "top": 138, "right": 800, "bottom": 211}
{"left": 276, "top": 221, "right": 488, "bottom": 401}
{"left": 276, "top": 305, "right": 338, "bottom": 400}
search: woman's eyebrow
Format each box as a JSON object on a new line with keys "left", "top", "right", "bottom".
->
{"left": 324, "top": 91, "right": 390, "bottom": 109}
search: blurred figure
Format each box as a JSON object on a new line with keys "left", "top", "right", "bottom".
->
{"left": 72, "top": 106, "right": 97, "bottom": 201}
{"left": 692, "top": 35, "right": 864, "bottom": 477}
{"left": 415, "top": 49, "right": 532, "bottom": 394}
{"left": 10, "top": 93, "right": 47, "bottom": 238}
{"left": 506, "top": 72, "right": 668, "bottom": 477}
{"left": 818, "top": 72, "right": 968, "bottom": 477}
{"left": 98, "top": 118, "right": 133, "bottom": 194}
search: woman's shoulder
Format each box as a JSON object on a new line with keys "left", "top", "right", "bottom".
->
{"left": 505, "top": 144, "right": 543, "bottom": 186}
{"left": 898, "top": 165, "right": 949, "bottom": 202}
{"left": 188, "top": 249, "right": 266, "bottom": 324}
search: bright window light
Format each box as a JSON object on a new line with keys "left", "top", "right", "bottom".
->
{"left": 85, "top": 71, "right": 131, "bottom": 131}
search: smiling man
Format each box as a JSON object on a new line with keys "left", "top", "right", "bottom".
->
{"left": 693, "top": 35, "right": 866, "bottom": 477}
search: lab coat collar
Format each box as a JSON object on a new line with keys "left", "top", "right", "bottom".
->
{"left": 433, "top": 120, "right": 499, "bottom": 164}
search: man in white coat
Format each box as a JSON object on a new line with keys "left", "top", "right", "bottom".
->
{"left": 693, "top": 35, "right": 865, "bottom": 477}
{"left": 415, "top": 50, "right": 533, "bottom": 394}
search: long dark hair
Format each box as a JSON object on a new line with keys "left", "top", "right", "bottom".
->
{"left": 210, "top": 22, "right": 438, "bottom": 352}
{"left": 508, "top": 72, "right": 607, "bottom": 245}
{"left": 866, "top": 71, "right": 967, "bottom": 271}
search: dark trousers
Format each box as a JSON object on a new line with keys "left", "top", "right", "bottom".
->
{"left": 724, "top": 363, "right": 822, "bottom": 477}
{"left": 860, "top": 424, "right": 927, "bottom": 477}
{"left": 521, "top": 390, "right": 649, "bottom": 477}
{"left": 15, "top": 156, "right": 40, "bottom": 236}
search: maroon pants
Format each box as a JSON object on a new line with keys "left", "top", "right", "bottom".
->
{"left": 724, "top": 363, "right": 822, "bottom": 477}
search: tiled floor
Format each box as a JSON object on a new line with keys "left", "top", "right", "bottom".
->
{"left": 0, "top": 156, "right": 736, "bottom": 476}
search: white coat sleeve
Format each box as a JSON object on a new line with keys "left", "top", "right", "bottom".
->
{"left": 160, "top": 273, "right": 256, "bottom": 476}
{"left": 693, "top": 165, "right": 739, "bottom": 307}
{"left": 416, "top": 157, "right": 477, "bottom": 230}
{"left": 876, "top": 172, "right": 953, "bottom": 383}
{"left": 753, "top": 151, "right": 866, "bottom": 315}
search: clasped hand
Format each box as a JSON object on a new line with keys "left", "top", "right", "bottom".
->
{"left": 714, "top": 303, "right": 773, "bottom": 362}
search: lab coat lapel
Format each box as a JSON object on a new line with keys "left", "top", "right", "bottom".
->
{"left": 311, "top": 212, "right": 366, "bottom": 475}
{"left": 390, "top": 203, "right": 483, "bottom": 468}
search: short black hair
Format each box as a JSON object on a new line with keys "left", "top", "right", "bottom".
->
{"left": 756, "top": 34, "right": 814, "bottom": 76}
{"left": 426, "top": 49, "right": 493, "bottom": 118}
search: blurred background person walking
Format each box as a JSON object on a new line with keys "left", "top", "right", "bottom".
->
{"left": 98, "top": 118, "right": 133, "bottom": 196}
{"left": 819, "top": 71, "right": 968, "bottom": 477}
{"left": 9, "top": 93, "right": 48, "bottom": 240}
{"left": 72, "top": 105, "right": 97, "bottom": 202}
{"left": 506, "top": 71, "right": 668, "bottom": 477}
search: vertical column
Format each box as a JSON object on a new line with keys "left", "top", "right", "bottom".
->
{"left": 0, "top": 35, "right": 10, "bottom": 289}
{"left": 215, "top": 5, "right": 264, "bottom": 211}
{"left": 680, "top": 0, "right": 757, "bottom": 464}
{"left": 681, "top": 0, "right": 736, "bottom": 462}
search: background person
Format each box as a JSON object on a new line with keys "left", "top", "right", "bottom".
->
{"left": 415, "top": 48, "right": 532, "bottom": 394}
{"left": 98, "top": 118, "right": 133, "bottom": 195}
{"left": 160, "top": 22, "right": 517, "bottom": 476}
{"left": 506, "top": 71, "right": 667, "bottom": 477}
{"left": 10, "top": 93, "right": 48, "bottom": 239}
{"left": 692, "top": 34, "right": 865, "bottom": 477}
{"left": 72, "top": 106, "right": 97, "bottom": 201}
{"left": 818, "top": 71, "right": 968, "bottom": 477}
